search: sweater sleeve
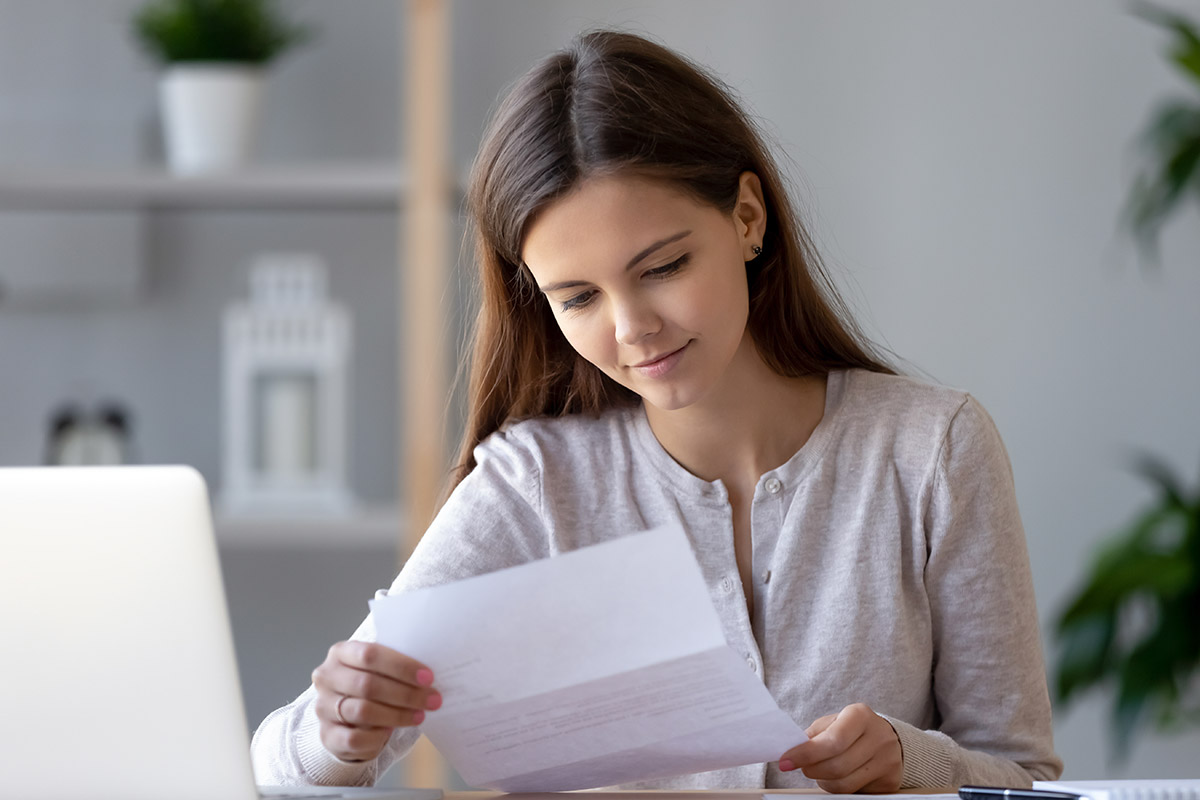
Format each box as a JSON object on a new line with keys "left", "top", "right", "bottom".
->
{"left": 250, "top": 428, "right": 548, "bottom": 786}
{"left": 893, "top": 397, "right": 1063, "bottom": 789}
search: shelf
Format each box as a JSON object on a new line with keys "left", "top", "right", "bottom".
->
{"left": 0, "top": 161, "right": 412, "bottom": 211}
{"left": 214, "top": 505, "right": 403, "bottom": 549}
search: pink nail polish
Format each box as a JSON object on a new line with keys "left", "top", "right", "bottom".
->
{"left": 779, "top": 759, "right": 795, "bottom": 772}
{"left": 416, "top": 668, "right": 434, "bottom": 687}
{"left": 425, "top": 693, "right": 442, "bottom": 711}
{"left": 412, "top": 710, "right": 425, "bottom": 725}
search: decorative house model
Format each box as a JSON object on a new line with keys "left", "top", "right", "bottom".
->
{"left": 220, "top": 254, "right": 353, "bottom": 515}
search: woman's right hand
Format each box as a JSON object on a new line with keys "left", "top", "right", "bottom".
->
{"left": 311, "top": 640, "right": 442, "bottom": 763}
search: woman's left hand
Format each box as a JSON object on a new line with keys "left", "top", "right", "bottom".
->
{"left": 778, "top": 703, "right": 904, "bottom": 793}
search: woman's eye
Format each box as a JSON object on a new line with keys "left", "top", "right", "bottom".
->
{"left": 645, "top": 254, "right": 689, "bottom": 278}
{"left": 556, "top": 255, "right": 688, "bottom": 313}
{"left": 561, "top": 290, "right": 596, "bottom": 312}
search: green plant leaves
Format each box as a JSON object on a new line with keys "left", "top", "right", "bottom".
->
{"left": 1124, "top": 3, "right": 1200, "bottom": 264}
{"left": 132, "top": 0, "right": 313, "bottom": 65}
{"left": 1051, "top": 454, "right": 1200, "bottom": 762}
{"left": 1134, "top": 1, "right": 1200, "bottom": 88}
{"left": 1132, "top": 451, "right": 1190, "bottom": 508}
{"left": 1055, "top": 613, "right": 1114, "bottom": 702}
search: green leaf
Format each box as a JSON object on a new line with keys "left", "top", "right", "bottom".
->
{"left": 132, "top": 0, "right": 312, "bottom": 65}
{"left": 1124, "top": 4, "right": 1200, "bottom": 262}
{"left": 1165, "top": 136, "right": 1200, "bottom": 193}
{"left": 1170, "top": 48, "right": 1200, "bottom": 89}
{"left": 1139, "top": 102, "right": 1200, "bottom": 152}
{"left": 1112, "top": 674, "right": 1149, "bottom": 762}
{"left": 1056, "top": 509, "right": 1191, "bottom": 625}
{"left": 1052, "top": 453, "right": 1200, "bottom": 758}
{"left": 1133, "top": 1, "right": 1200, "bottom": 88}
{"left": 1055, "top": 612, "right": 1115, "bottom": 703}
{"left": 1127, "top": 130, "right": 1200, "bottom": 260}
{"left": 1130, "top": 452, "right": 1190, "bottom": 508}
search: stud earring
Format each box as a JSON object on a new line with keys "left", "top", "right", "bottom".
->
{"left": 751, "top": 245, "right": 763, "bottom": 257}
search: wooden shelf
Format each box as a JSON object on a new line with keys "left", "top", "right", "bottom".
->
{"left": 214, "top": 505, "right": 403, "bottom": 549}
{"left": 0, "top": 161, "right": 408, "bottom": 211}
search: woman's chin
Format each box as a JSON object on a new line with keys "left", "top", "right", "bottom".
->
{"left": 637, "top": 386, "right": 702, "bottom": 414}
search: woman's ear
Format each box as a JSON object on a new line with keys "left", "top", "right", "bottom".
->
{"left": 734, "top": 171, "right": 768, "bottom": 260}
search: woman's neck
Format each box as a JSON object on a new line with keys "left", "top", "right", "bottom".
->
{"left": 643, "top": 336, "right": 828, "bottom": 488}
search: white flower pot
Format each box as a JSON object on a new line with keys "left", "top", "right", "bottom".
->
{"left": 159, "top": 64, "right": 264, "bottom": 174}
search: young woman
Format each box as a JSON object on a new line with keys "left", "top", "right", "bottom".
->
{"left": 252, "top": 30, "right": 1063, "bottom": 792}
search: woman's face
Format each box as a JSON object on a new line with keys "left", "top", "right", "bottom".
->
{"left": 521, "top": 173, "right": 766, "bottom": 413}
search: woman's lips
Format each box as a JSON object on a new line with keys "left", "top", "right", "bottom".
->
{"left": 631, "top": 342, "right": 690, "bottom": 379}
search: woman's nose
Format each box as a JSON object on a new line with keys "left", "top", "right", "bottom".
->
{"left": 612, "top": 296, "right": 662, "bottom": 345}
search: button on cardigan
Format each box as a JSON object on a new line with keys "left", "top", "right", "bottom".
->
{"left": 251, "top": 369, "right": 1063, "bottom": 789}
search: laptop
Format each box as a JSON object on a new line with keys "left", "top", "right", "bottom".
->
{"left": 0, "top": 465, "right": 441, "bottom": 800}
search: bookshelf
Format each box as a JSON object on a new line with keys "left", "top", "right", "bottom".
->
{"left": 0, "top": 162, "right": 406, "bottom": 211}
{"left": 0, "top": 0, "right": 454, "bottom": 786}
{"left": 214, "top": 506, "right": 403, "bottom": 549}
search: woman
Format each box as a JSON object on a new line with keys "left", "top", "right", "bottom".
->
{"left": 252, "top": 30, "right": 1063, "bottom": 792}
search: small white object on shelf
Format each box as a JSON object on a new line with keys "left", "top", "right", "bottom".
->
{"left": 160, "top": 65, "right": 263, "bottom": 175}
{"left": 220, "top": 253, "right": 353, "bottom": 517}
{"left": 261, "top": 373, "right": 315, "bottom": 477}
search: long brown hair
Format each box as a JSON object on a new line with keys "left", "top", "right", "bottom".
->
{"left": 451, "top": 30, "right": 893, "bottom": 490}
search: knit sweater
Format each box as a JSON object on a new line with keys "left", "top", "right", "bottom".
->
{"left": 250, "top": 368, "right": 1063, "bottom": 789}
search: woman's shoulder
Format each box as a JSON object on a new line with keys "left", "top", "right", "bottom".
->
{"left": 840, "top": 368, "right": 972, "bottom": 416}
{"left": 834, "top": 368, "right": 999, "bottom": 454}
{"left": 840, "top": 369, "right": 969, "bottom": 407}
{"left": 475, "top": 405, "right": 641, "bottom": 475}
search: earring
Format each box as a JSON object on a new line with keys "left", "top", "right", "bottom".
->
{"left": 751, "top": 245, "right": 763, "bottom": 257}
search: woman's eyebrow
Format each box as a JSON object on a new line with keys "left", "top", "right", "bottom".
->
{"left": 537, "top": 229, "right": 692, "bottom": 293}
{"left": 623, "top": 229, "right": 691, "bottom": 271}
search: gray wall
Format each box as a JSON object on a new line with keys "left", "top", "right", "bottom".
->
{"left": 4, "top": 0, "right": 1200, "bottom": 783}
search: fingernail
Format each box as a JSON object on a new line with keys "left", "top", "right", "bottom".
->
{"left": 425, "top": 693, "right": 442, "bottom": 711}
{"left": 778, "top": 759, "right": 795, "bottom": 772}
{"left": 416, "top": 668, "right": 434, "bottom": 686}
{"left": 412, "top": 710, "right": 425, "bottom": 725}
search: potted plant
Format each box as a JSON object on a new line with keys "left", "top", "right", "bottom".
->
{"left": 132, "top": 0, "right": 312, "bottom": 174}
{"left": 1052, "top": 455, "right": 1200, "bottom": 759}
{"left": 1052, "top": 3, "right": 1200, "bottom": 761}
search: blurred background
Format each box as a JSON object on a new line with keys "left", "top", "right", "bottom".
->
{"left": 1, "top": 0, "right": 1198, "bottom": 785}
